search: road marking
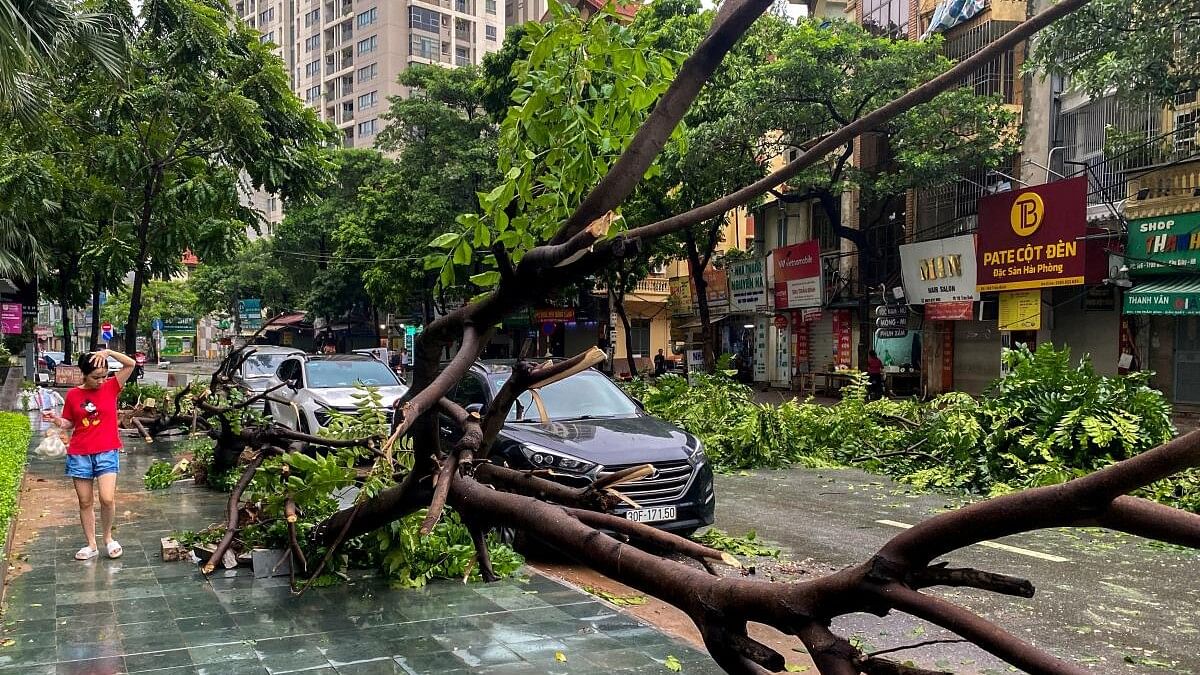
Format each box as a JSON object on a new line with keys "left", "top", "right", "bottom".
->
{"left": 875, "top": 519, "right": 1070, "bottom": 563}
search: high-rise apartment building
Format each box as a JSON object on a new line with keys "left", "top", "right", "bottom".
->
{"left": 504, "top": 0, "right": 546, "bottom": 26}
{"left": 290, "top": 0, "right": 505, "bottom": 148}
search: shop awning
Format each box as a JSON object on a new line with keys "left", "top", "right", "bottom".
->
{"left": 1123, "top": 277, "right": 1200, "bottom": 315}
{"left": 675, "top": 313, "right": 730, "bottom": 330}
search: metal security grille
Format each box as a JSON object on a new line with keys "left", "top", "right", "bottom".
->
{"left": 1054, "top": 95, "right": 1156, "bottom": 207}
{"left": 942, "top": 20, "right": 1021, "bottom": 103}
{"left": 914, "top": 157, "right": 1018, "bottom": 242}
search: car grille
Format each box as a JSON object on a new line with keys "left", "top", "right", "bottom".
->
{"left": 599, "top": 460, "right": 694, "bottom": 506}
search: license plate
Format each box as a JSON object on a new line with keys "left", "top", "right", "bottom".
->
{"left": 623, "top": 506, "right": 676, "bottom": 523}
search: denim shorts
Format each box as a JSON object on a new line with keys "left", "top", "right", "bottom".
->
{"left": 65, "top": 450, "right": 120, "bottom": 479}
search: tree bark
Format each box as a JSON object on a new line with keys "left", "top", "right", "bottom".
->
{"left": 124, "top": 166, "right": 163, "bottom": 357}
{"left": 611, "top": 284, "right": 637, "bottom": 378}
{"left": 89, "top": 268, "right": 101, "bottom": 352}
{"left": 56, "top": 263, "right": 77, "bottom": 364}
{"left": 683, "top": 231, "right": 710, "bottom": 373}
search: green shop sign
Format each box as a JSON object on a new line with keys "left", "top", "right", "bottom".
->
{"left": 1124, "top": 277, "right": 1200, "bottom": 316}
{"left": 1126, "top": 211, "right": 1200, "bottom": 275}
{"left": 160, "top": 318, "right": 196, "bottom": 357}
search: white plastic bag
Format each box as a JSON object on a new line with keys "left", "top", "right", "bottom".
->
{"left": 35, "top": 428, "right": 67, "bottom": 459}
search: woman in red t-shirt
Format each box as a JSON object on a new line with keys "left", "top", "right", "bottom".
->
{"left": 43, "top": 350, "right": 136, "bottom": 561}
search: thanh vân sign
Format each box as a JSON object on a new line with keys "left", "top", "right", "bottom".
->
{"left": 976, "top": 176, "right": 1087, "bottom": 292}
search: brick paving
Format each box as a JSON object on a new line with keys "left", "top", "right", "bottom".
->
{"left": 0, "top": 423, "right": 717, "bottom": 674}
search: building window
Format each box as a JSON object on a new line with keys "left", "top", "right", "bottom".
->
{"left": 410, "top": 34, "right": 438, "bottom": 59}
{"left": 629, "top": 319, "right": 651, "bottom": 358}
{"left": 356, "top": 63, "right": 378, "bottom": 82}
{"left": 357, "top": 118, "right": 378, "bottom": 136}
{"left": 305, "top": 60, "right": 321, "bottom": 77}
{"left": 485, "top": 0, "right": 496, "bottom": 13}
{"left": 410, "top": 6, "right": 441, "bottom": 32}
{"left": 455, "top": 0, "right": 470, "bottom": 13}
{"left": 259, "top": 31, "right": 274, "bottom": 44}
{"left": 258, "top": 6, "right": 273, "bottom": 23}
{"left": 305, "top": 85, "right": 321, "bottom": 103}
{"left": 357, "top": 91, "right": 378, "bottom": 109}
{"left": 455, "top": 45, "right": 469, "bottom": 67}
{"left": 356, "top": 35, "right": 377, "bottom": 55}
{"left": 304, "top": 8, "right": 320, "bottom": 26}
{"left": 356, "top": 6, "right": 377, "bottom": 28}
{"left": 485, "top": 25, "right": 496, "bottom": 41}
{"left": 304, "top": 34, "right": 320, "bottom": 52}
{"left": 861, "top": 0, "right": 909, "bottom": 38}
{"left": 267, "top": 196, "right": 278, "bottom": 213}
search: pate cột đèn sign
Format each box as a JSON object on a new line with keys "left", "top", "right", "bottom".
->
{"left": 977, "top": 177, "right": 1087, "bottom": 292}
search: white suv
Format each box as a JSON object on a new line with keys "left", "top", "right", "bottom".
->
{"left": 268, "top": 354, "right": 408, "bottom": 433}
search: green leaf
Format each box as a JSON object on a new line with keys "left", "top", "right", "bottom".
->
{"left": 664, "top": 655, "right": 682, "bottom": 672}
{"left": 429, "top": 232, "right": 460, "bottom": 249}
{"left": 469, "top": 271, "right": 501, "bottom": 288}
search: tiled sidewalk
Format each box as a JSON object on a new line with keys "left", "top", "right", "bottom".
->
{"left": 1, "top": 424, "right": 718, "bottom": 674}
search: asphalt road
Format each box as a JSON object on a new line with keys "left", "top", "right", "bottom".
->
{"left": 713, "top": 467, "right": 1199, "bottom": 674}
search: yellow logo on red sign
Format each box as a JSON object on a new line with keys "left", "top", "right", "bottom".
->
{"left": 1010, "top": 191, "right": 1044, "bottom": 237}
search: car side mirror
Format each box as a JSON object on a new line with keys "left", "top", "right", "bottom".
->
{"left": 465, "top": 402, "right": 486, "bottom": 416}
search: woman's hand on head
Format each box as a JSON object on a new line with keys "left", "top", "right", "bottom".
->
{"left": 90, "top": 352, "right": 108, "bottom": 370}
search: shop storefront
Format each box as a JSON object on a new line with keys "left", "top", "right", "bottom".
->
{"left": 726, "top": 257, "right": 770, "bottom": 383}
{"left": 1123, "top": 209, "right": 1200, "bottom": 403}
{"left": 770, "top": 240, "right": 823, "bottom": 388}
{"left": 899, "top": 234, "right": 979, "bottom": 394}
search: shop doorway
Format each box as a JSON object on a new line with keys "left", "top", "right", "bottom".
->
{"left": 1176, "top": 317, "right": 1200, "bottom": 403}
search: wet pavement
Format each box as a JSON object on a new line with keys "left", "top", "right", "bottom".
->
{"left": 714, "top": 467, "right": 1200, "bottom": 674}
{"left": 0, "top": 424, "right": 718, "bottom": 674}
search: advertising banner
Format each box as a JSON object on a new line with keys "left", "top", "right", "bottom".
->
{"left": 977, "top": 177, "right": 1087, "bottom": 292}
{"left": 772, "top": 240, "right": 822, "bottom": 309}
{"left": 926, "top": 300, "right": 974, "bottom": 320}
{"left": 833, "top": 309, "right": 853, "bottom": 367}
{"left": 898, "top": 234, "right": 979, "bottom": 304}
{"left": 728, "top": 257, "right": 768, "bottom": 312}
{"left": 669, "top": 276, "right": 693, "bottom": 316}
{"left": 998, "top": 290, "right": 1041, "bottom": 331}
{"left": 160, "top": 319, "right": 196, "bottom": 357}
{"left": 703, "top": 266, "right": 729, "bottom": 311}
{"left": 0, "top": 303, "right": 21, "bottom": 334}
{"left": 1126, "top": 211, "right": 1200, "bottom": 275}
{"left": 753, "top": 315, "right": 769, "bottom": 382}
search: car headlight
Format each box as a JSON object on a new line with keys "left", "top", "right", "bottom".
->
{"left": 519, "top": 444, "right": 596, "bottom": 474}
{"left": 686, "top": 437, "right": 706, "bottom": 462}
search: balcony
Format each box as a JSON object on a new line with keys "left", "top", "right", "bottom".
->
{"left": 1127, "top": 160, "right": 1200, "bottom": 220}
{"left": 593, "top": 276, "right": 672, "bottom": 300}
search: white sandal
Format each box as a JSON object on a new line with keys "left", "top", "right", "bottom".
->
{"left": 75, "top": 546, "right": 98, "bottom": 560}
{"left": 106, "top": 540, "right": 123, "bottom": 559}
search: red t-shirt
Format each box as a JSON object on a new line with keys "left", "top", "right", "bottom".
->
{"left": 63, "top": 378, "right": 123, "bottom": 455}
{"left": 867, "top": 356, "right": 883, "bottom": 375}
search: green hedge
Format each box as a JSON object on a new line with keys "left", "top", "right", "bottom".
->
{"left": 0, "top": 413, "right": 32, "bottom": 547}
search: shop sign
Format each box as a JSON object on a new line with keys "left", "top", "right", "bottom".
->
{"left": 669, "top": 276, "right": 693, "bottom": 316}
{"left": 833, "top": 309, "right": 853, "bottom": 367}
{"left": 703, "top": 266, "right": 729, "bottom": 311}
{"left": 773, "top": 315, "right": 789, "bottom": 329}
{"left": 977, "top": 177, "right": 1087, "bottom": 292}
{"left": 875, "top": 328, "right": 908, "bottom": 339}
{"left": 238, "top": 299, "right": 262, "bottom": 332}
{"left": 876, "top": 317, "right": 906, "bottom": 329}
{"left": 1126, "top": 211, "right": 1200, "bottom": 275}
{"left": 998, "top": 290, "right": 1041, "bottom": 331}
{"left": 0, "top": 303, "right": 21, "bottom": 334}
{"left": 876, "top": 305, "right": 906, "bottom": 318}
{"left": 926, "top": 300, "right": 974, "bottom": 320}
{"left": 801, "top": 308, "right": 823, "bottom": 323}
{"left": 534, "top": 308, "right": 575, "bottom": 323}
{"left": 728, "top": 257, "right": 768, "bottom": 312}
{"left": 160, "top": 318, "right": 196, "bottom": 357}
{"left": 941, "top": 329, "right": 954, "bottom": 392}
{"left": 772, "top": 240, "right": 822, "bottom": 309}
{"left": 898, "top": 234, "right": 979, "bottom": 304}
{"left": 753, "top": 316, "right": 769, "bottom": 381}
{"left": 793, "top": 318, "right": 810, "bottom": 369}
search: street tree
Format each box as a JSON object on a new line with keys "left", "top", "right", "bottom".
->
{"left": 623, "top": 0, "right": 783, "bottom": 373}
{"left": 101, "top": 278, "right": 198, "bottom": 338}
{"left": 337, "top": 64, "right": 500, "bottom": 320}
{"left": 92, "top": 0, "right": 333, "bottom": 357}
{"left": 189, "top": 238, "right": 297, "bottom": 331}
{"left": 1028, "top": 0, "right": 1199, "bottom": 105}
{"left": 137, "top": 1, "right": 1200, "bottom": 674}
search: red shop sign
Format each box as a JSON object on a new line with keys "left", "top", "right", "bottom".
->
{"left": 976, "top": 176, "right": 1087, "bottom": 292}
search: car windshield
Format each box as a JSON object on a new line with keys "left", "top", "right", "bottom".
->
{"left": 241, "top": 353, "right": 290, "bottom": 378}
{"left": 489, "top": 370, "right": 639, "bottom": 421}
{"left": 306, "top": 360, "right": 399, "bottom": 388}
